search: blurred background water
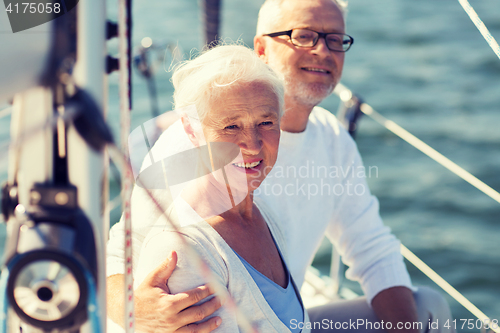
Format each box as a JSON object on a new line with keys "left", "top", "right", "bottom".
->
{"left": 1, "top": 0, "right": 499, "bottom": 330}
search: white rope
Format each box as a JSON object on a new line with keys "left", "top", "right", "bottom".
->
{"left": 0, "top": 106, "right": 12, "bottom": 121}
{"left": 334, "top": 83, "right": 500, "bottom": 205}
{"left": 358, "top": 102, "right": 500, "bottom": 205}
{"left": 114, "top": 24, "right": 259, "bottom": 328}
{"left": 108, "top": 194, "right": 122, "bottom": 212}
{"left": 401, "top": 245, "right": 499, "bottom": 333}
{"left": 457, "top": 0, "right": 500, "bottom": 60}
{"left": 334, "top": 83, "right": 499, "bottom": 328}
{"left": 106, "top": 146, "right": 259, "bottom": 333}
{"left": 118, "top": 0, "right": 134, "bottom": 330}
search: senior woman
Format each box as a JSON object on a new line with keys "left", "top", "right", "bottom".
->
{"left": 133, "top": 45, "right": 310, "bottom": 333}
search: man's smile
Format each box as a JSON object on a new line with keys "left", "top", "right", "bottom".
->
{"left": 301, "top": 66, "right": 331, "bottom": 74}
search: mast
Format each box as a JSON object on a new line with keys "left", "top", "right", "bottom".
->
{"left": 0, "top": 1, "right": 109, "bottom": 332}
{"left": 201, "top": 0, "right": 221, "bottom": 47}
{"left": 70, "top": 0, "right": 108, "bottom": 331}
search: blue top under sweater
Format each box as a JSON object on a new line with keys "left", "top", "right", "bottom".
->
{"left": 234, "top": 250, "right": 304, "bottom": 333}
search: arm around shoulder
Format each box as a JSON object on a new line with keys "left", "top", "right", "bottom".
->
{"left": 108, "top": 248, "right": 223, "bottom": 333}
{"left": 134, "top": 230, "right": 237, "bottom": 332}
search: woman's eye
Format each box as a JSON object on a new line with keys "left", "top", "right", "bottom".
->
{"left": 260, "top": 121, "right": 273, "bottom": 126}
{"left": 224, "top": 125, "right": 238, "bottom": 130}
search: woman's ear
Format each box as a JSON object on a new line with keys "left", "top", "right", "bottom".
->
{"left": 181, "top": 115, "right": 200, "bottom": 147}
{"left": 254, "top": 36, "right": 268, "bottom": 63}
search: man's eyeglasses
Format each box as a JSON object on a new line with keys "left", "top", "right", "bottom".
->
{"left": 263, "top": 28, "right": 354, "bottom": 52}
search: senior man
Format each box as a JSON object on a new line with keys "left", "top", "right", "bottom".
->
{"left": 107, "top": 0, "right": 454, "bottom": 332}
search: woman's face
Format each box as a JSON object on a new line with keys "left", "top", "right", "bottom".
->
{"left": 201, "top": 81, "right": 281, "bottom": 194}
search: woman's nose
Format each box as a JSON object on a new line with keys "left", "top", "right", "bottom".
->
{"left": 239, "top": 129, "right": 263, "bottom": 153}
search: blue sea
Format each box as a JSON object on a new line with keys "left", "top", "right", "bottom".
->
{"left": 1, "top": 0, "right": 499, "bottom": 329}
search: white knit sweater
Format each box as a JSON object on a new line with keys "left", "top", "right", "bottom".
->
{"left": 107, "top": 106, "right": 413, "bottom": 306}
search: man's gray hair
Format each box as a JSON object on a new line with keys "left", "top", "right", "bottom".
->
{"left": 172, "top": 44, "right": 285, "bottom": 122}
{"left": 256, "top": 0, "right": 348, "bottom": 36}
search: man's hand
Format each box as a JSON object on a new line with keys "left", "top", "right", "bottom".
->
{"left": 107, "top": 251, "right": 222, "bottom": 333}
{"left": 371, "top": 286, "right": 419, "bottom": 333}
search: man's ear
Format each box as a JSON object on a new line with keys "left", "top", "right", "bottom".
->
{"left": 254, "top": 36, "right": 268, "bottom": 63}
{"left": 181, "top": 115, "right": 200, "bottom": 147}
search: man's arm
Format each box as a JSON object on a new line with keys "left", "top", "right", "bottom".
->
{"left": 371, "top": 286, "right": 419, "bottom": 333}
{"left": 107, "top": 252, "right": 222, "bottom": 333}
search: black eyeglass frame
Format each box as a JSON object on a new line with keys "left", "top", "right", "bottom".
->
{"left": 263, "top": 28, "right": 354, "bottom": 52}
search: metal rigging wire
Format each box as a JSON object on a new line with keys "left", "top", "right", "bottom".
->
{"left": 0, "top": 107, "right": 12, "bottom": 121}
{"left": 457, "top": 0, "right": 500, "bottom": 61}
{"left": 334, "top": 83, "right": 499, "bottom": 331}
{"left": 334, "top": 83, "right": 500, "bottom": 205}
{"left": 401, "top": 245, "right": 500, "bottom": 333}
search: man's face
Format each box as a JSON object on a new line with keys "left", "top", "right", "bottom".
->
{"left": 256, "top": 0, "right": 346, "bottom": 107}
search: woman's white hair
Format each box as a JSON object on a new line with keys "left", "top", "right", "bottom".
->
{"left": 256, "top": 0, "right": 348, "bottom": 36}
{"left": 172, "top": 44, "right": 285, "bottom": 123}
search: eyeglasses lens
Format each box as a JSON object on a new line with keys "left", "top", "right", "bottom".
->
{"left": 291, "top": 29, "right": 352, "bottom": 52}
{"left": 291, "top": 29, "right": 316, "bottom": 47}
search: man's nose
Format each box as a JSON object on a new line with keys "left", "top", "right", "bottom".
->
{"left": 311, "top": 36, "right": 331, "bottom": 56}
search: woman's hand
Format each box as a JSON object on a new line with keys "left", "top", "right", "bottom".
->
{"left": 107, "top": 251, "right": 222, "bottom": 333}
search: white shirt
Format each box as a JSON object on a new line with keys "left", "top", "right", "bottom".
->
{"left": 253, "top": 106, "right": 412, "bottom": 302}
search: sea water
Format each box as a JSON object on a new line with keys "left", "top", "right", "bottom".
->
{"left": 0, "top": 0, "right": 499, "bottom": 329}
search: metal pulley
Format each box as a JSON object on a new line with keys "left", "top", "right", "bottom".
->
{"left": 7, "top": 253, "right": 85, "bottom": 328}
{"left": 1, "top": 184, "right": 99, "bottom": 332}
